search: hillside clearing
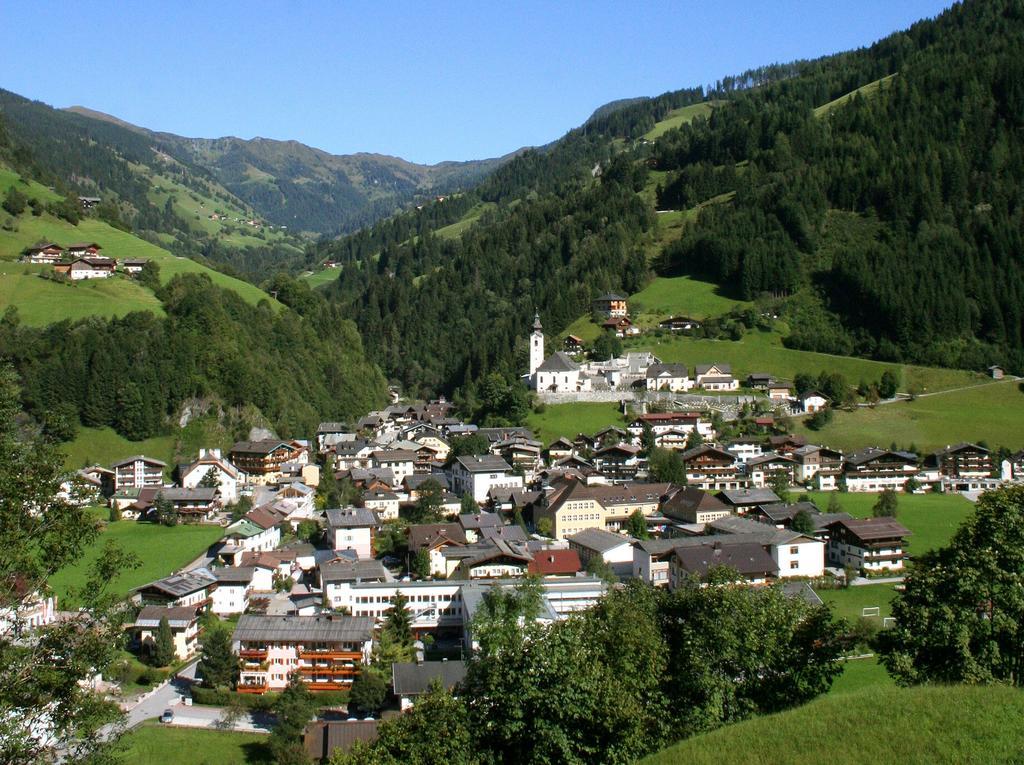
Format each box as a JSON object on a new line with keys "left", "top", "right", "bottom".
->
{"left": 49, "top": 517, "right": 223, "bottom": 608}
{"left": 796, "top": 378, "right": 1024, "bottom": 452}
{"left": 60, "top": 426, "right": 178, "bottom": 471}
{"left": 641, "top": 684, "right": 1024, "bottom": 765}
{"left": 629, "top": 275, "right": 748, "bottom": 325}
{"left": 643, "top": 101, "right": 720, "bottom": 141}
{"left": 434, "top": 201, "right": 496, "bottom": 240}
{"left": 527, "top": 402, "right": 626, "bottom": 444}
{"left": 814, "top": 73, "right": 898, "bottom": 118}
{"left": 0, "top": 261, "right": 164, "bottom": 326}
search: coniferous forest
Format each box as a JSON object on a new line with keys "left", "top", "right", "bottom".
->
{"left": 316, "top": 0, "right": 1024, "bottom": 396}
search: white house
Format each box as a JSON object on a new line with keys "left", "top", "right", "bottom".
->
{"left": 800, "top": 390, "right": 830, "bottom": 413}
{"left": 180, "top": 448, "right": 244, "bottom": 504}
{"left": 372, "top": 450, "right": 416, "bottom": 483}
{"left": 325, "top": 507, "right": 378, "bottom": 559}
{"left": 212, "top": 567, "right": 256, "bottom": 615}
{"left": 826, "top": 517, "right": 910, "bottom": 573}
{"left": 645, "top": 363, "right": 693, "bottom": 392}
{"left": 362, "top": 490, "right": 401, "bottom": 521}
{"left": 567, "top": 528, "right": 636, "bottom": 578}
{"left": 450, "top": 455, "right": 523, "bottom": 503}
{"left": 694, "top": 363, "right": 738, "bottom": 391}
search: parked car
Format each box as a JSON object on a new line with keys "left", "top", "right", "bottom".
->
{"left": 160, "top": 709, "right": 174, "bottom": 724}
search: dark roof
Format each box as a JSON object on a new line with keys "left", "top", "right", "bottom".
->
{"left": 845, "top": 447, "right": 919, "bottom": 466}
{"left": 661, "top": 486, "right": 730, "bottom": 521}
{"left": 828, "top": 517, "right": 911, "bottom": 542}
{"left": 480, "top": 525, "right": 529, "bottom": 543}
{"left": 459, "top": 512, "right": 502, "bottom": 530}
{"left": 134, "top": 605, "right": 199, "bottom": 628}
{"left": 673, "top": 542, "right": 778, "bottom": 578}
{"left": 134, "top": 568, "right": 217, "bottom": 598}
{"left": 717, "top": 487, "right": 781, "bottom": 506}
{"left": 567, "top": 527, "right": 635, "bottom": 553}
{"left": 320, "top": 559, "right": 388, "bottom": 584}
{"left": 391, "top": 660, "right": 468, "bottom": 696}
{"left": 595, "top": 292, "right": 626, "bottom": 301}
{"left": 695, "top": 363, "right": 732, "bottom": 375}
{"left": 233, "top": 614, "right": 374, "bottom": 643}
{"left": 325, "top": 507, "right": 379, "bottom": 528}
{"left": 536, "top": 352, "right": 580, "bottom": 373}
{"left": 304, "top": 720, "right": 379, "bottom": 761}
{"left": 215, "top": 567, "right": 256, "bottom": 584}
{"left": 454, "top": 455, "right": 511, "bottom": 473}
{"left": 230, "top": 439, "right": 293, "bottom": 455}
{"left": 408, "top": 523, "right": 467, "bottom": 550}
{"left": 646, "top": 363, "right": 688, "bottom": 379}
{"left": 111, "top": 454, "right": 167, "bottom": 468}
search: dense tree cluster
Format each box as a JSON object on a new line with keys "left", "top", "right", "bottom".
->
{"left": 336, "top": 580, "right": 845, "bottom": 765}
{"left": 0, "top": 273, "right": 387, "bottom": 441}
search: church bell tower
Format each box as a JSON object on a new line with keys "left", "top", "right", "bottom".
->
{"left": 529, "top": 312, "right": 545, "bottom": 377}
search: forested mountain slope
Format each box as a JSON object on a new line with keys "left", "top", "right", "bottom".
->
{"left": 316, "top": 0, "right": 1024, "bottom": 397}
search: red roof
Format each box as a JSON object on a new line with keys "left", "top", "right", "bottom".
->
{"left": 638, "top": 412, "right": 700, "bottom": 422}
{"left": 527, "top": 549, "right": 581, "bottom": 576}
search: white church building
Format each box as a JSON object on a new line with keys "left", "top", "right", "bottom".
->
{"left": 529, "top": 314, "right": 591, "bottom": 393}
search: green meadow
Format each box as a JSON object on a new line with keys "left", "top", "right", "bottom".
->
{"left": 120, "top": 723, "right": 271, "bottom": 765}
{"left": 526, "top": 402, "right": 627, "bottom": 444}
{"left": 641, "top": 684, "right": 1024, "bottom": 765}
{"left": 643, "top": 101, "right": 720, "bottom": 141}
{"left": 814, "top": 73, "right": 898, "bottom": 118}
{"left": 796, "top": 379, "right": 1024, "bottom": 453}
{"left": 60, "top": 426, "right": 177, "bottom": 472}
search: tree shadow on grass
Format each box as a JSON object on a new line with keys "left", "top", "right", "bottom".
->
{"left": 241, "top": 741, "right": 275, "bottom": 765}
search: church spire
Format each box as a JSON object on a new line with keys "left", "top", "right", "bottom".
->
{"left": 532, "top": 311, "right": 543, "bottom": 332}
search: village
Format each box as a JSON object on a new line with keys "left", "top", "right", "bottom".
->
{"left": 20, "top": 240, "right": 149, "bottom": 279}
{"left": 13, "top": 313, "right": 1018, "bottom": 762}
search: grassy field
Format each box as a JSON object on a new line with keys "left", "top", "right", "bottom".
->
{"left": 629, "top": 275, "right": 747, "bottom": 325}
{"left": 626, "top": 328, "right": 982, "bottom": 394}
{"left": 0, "top": 207, "right": 278, "bottom": 310}
{"left": 526, "top": 402, "right": 626, "bottom": 444}
{"left": 816, "top": 583, "right": 900, "bottom": 623}
{"left": 49, "top": 517, "right": 224, "bottom": 608}
{"left": 0, "top": 167, "right": 62, "bottom": 202}
{"left": 301, "top": 266, "right": 343, "bottom": 288}
{"left": 120, "top": 723, "right": 271, "bottom": 765}
{"left": 796, "top": 379, "right": 1024, "bottom": 452}
{"left": 61, "top": 426, "right": 177, "bottom": 471}
{"left": 643, "top": 101, "right": 720, "bottom": 141}
{"left": 434, "top": 201, "right": 496, "bottom": 241}
{"left": 828, "top": 656, "right": 894, "bottom": 695}
{"left": 814, "top": 73, "right": 898, "bottom": 118}
{"left": 808, "top": 491, "right": 974, "bottom": 555}
{"left": 0, "top": 261, "right": 164, "bottom": 326}
{"left": 641, "top": 684, "right": 1024, "bottom": 765}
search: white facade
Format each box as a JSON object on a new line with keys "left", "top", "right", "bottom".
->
{"left": 529, "top": 315, "right": 545, "bottom": 377}
{"left": 329, "top": 526, "right": 373, "bottom": 559}
{"left": 769, "top": 537, "right": 825, "bottom": 578}
{"left": 212, "top": 582, "right": 250, "bottom": 615}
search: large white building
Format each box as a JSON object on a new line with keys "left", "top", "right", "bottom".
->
{"left": 450, "top": 455, "right": 523, "bottom": 503}
{"left": 528, "top": 315, "right": 591, "bottom": 393}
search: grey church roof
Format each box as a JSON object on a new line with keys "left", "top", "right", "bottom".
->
{"left": 537, "top": 352, "right": 579, "bottom": 373}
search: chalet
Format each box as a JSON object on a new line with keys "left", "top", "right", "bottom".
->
{"left": 768, "top": 434, "right": 808, "bottom": 454}
{"left": 749, "top": 502, "right": 852, "bottom": 541}
{"left": 234, "top": 614, "right": 374, "bottom": 693}
{"left": 458, "top": 512, "right": 503, "bottom": 543}
{"left": 680, "top": 445, "right": 743, "bottom": 490}
{"left": 132, "top": 606, "right": 201, "bottom": 661}
{"left": 658, "top": 316, "right": 701, "bottom": 332}
{"left": 592, "top": 443, "right": 642, "bottom": 479}
{"left": 78, "top": 196, "right": 101, "bottom": 209}
{"left": 453, "top": 539, "right": 533, "bottom": 579}
{"left": 564, "top": 335, "right": 585, "bottom": 353}
{"left": 317, "top": 422, "right": 357, "bottom": 454}
{"left": 527, "top": 549, "right": 582, "bottom": 577}
{"left": 593, "top": 292, "right": 628, "bottom": 318}
{"left": 221, "top": 505, "right": 287, "bottom": 559}
{"left": 392, "top": 660, "right": 468, "bottom": 711}
{"left": 628, "top": 411, "right": 712, "bottom": 439}
{"left": 660, "top": 485, "right": 732, "bottom": 524}
{"left": 54, "top": 257, "right": 115, "bottom": 280}
{"left": 133, "top": 568, "right": 217, "bottom": 610}
{"left": 21, "top": 243, "right": 64, "bottom": 264}
{"left": 230, "top": 440, "right": 307, "bottom": 481}
{"left": 746, "top": 372, "right": 773, "bottom": 389}
{"left": 707, "top": 516, "right": 826, "bottom": 578}
{"left": 767, "top": 381, "right": 794, "bottom": 401}
{"left": 746, "top": 452, "right": 798, "bottom": 488}
{"left": 646, "top": 363, "right": 693, "bottom": 392}
{"left": 450, "top": 455, "right": 522, "bottom": 503}
{"left": 179, "top": 448, "right": 244, "bottom": 503}
{"left": 989, "top": 365, "right": 1005, "bottom": 380}
{"left": 320, "top": 559, "right": 389, "bottom": 607}
{"left": 826, "top": 517, "right": 911, "bottom": 573}
{"left": 602, "top": 316, "right": 637, "bottom": 337}
{"left": 790, "top": 445, "right": 844, "bottom": 490}
{"left": 66, "top": 242, "right": 103, "bottom": 258}
{"left": 111, "top": 455, "right": 166, "bottom": 491}
{"left": 547, "top": 437, "right": 575, "bottom": 462}
{"left": 693, "top": 363, "right": 738, "bottom": 391}
{"left": 134, "top": 486, "right": 221, "bottom": 522}
{"left": 79, "top": 465, "right": 115, "bottom": 497}
{"left": 843, "top": 447, "right": 920, "bottom": 492}
{"left": 669, "top": 541, "right": 777, "bottom": 587}
{"left": 717, "top": 487, "right": 782, "bottom": 513}
{"left": 331, "top": 440, "right": 375, "bottom": 471}
{"left": 654, "top": 427, "right": 702, "bottom": 451}
{"left": 121, "top": 258, "right": 149, "bottom": 274}
{"left": 922, "top": 443, "right": 993, "bottom": 481}
{"left": 799, "top": 390, "right": 830, "bottom": 413}
{"left": 1002, "top": 450, "right": 1024, "bottom": 482}
{"left": 319, "top": 507, "right": 377, "bottom": 558}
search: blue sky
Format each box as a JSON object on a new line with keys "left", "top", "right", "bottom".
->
{"left": 1, "top": 1, "right": 951, "bottom": 164}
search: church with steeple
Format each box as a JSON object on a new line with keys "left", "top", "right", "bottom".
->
{"left": 528, "top": 313, "right": 590, "bottom": 393}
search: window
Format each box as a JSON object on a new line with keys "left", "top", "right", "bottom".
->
{"left": 789, "top": 546, "right": 799, "bottom": 555}
{"left": 790, "top": 561, "right": 799, "bottom": 570}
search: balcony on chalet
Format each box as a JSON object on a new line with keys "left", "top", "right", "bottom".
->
{"left": 297, "top": 648, "right": 362, "bottom": 662}
{"left": 239, "top": 647, "right": 268, "bottom": 660}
